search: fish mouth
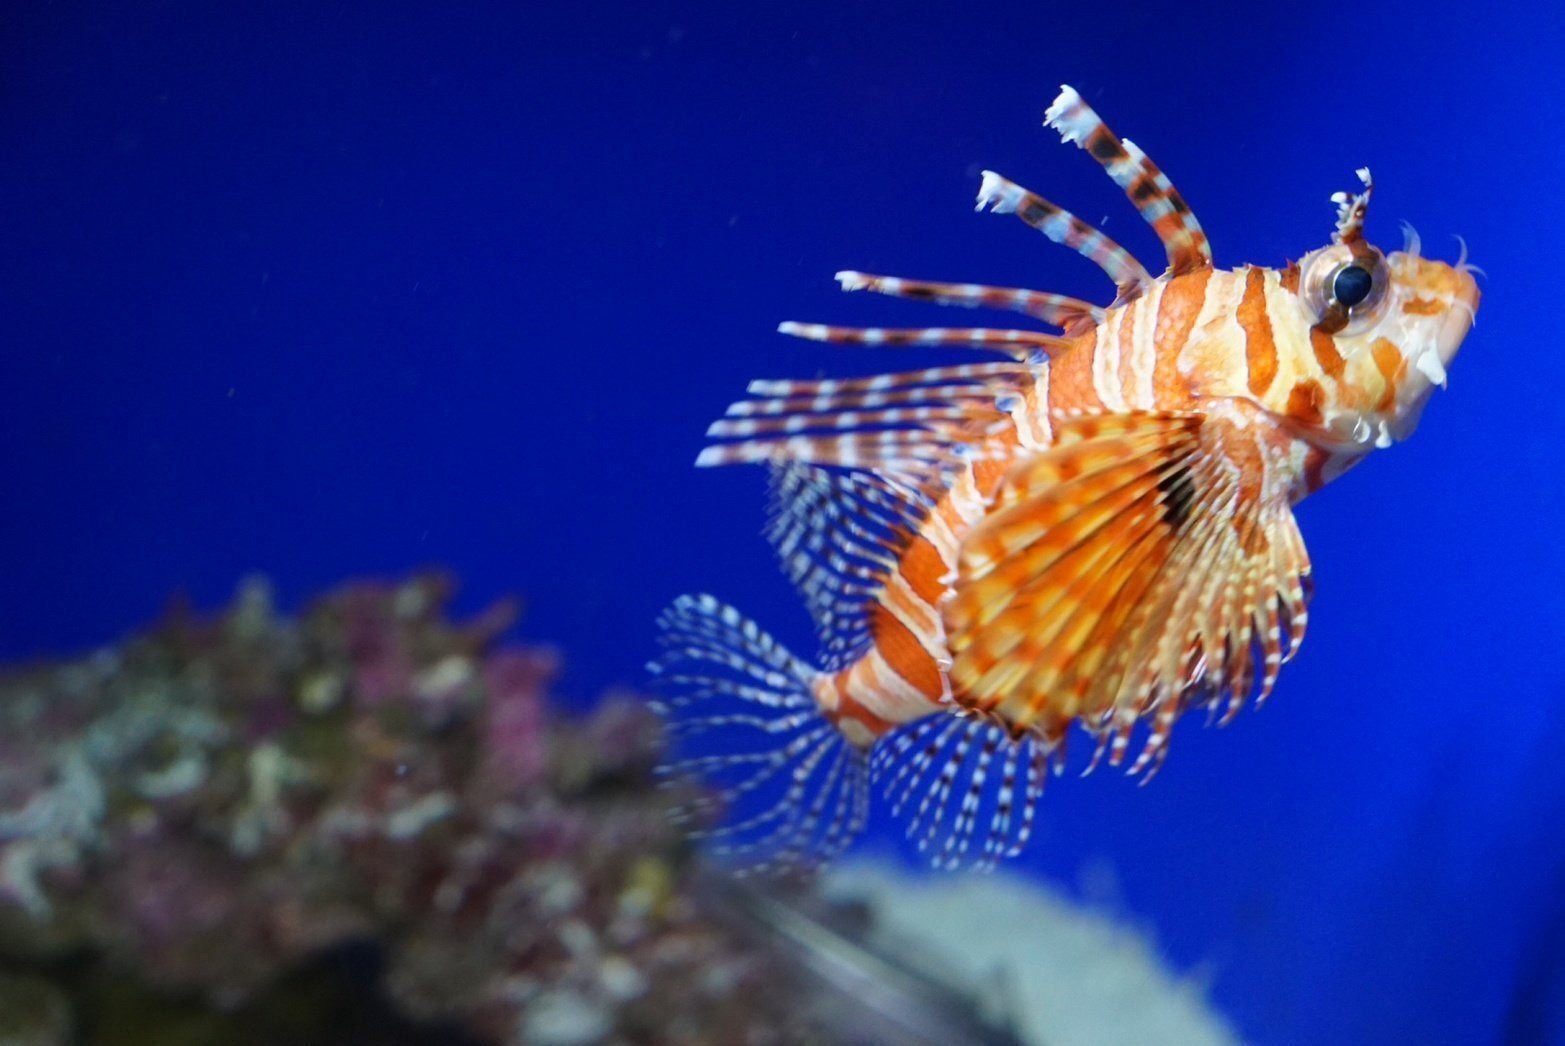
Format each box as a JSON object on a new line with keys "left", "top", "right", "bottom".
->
{"left": 1436, "top": 268, "right": 1481, "bottom": 371}
{"left": 1389, "top": 265, "right": 1479, "bottom": 442}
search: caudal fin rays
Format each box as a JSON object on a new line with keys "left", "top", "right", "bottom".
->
{"left": 649, "top": 595, "right": 869, "bottom": 875}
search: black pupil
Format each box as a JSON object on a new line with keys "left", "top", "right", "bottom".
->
{"left": 1333, "top": 265, "right": 1374, "bottom": 308}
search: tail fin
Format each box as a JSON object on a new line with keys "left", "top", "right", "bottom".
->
{"left": 648, "top": 594, "right": 869, "bottom": 875}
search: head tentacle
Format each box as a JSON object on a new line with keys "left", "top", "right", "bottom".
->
{"left": 1331, "top": 167, "right": 1374, "bottom": 246}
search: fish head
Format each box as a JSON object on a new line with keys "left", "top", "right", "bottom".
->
{"left": 1290, "top": 169, "right": 1480, "bottom": 447}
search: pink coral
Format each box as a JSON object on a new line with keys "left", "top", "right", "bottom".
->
{"left": 0, "top": 576, "right": 817, "bottom": 1043}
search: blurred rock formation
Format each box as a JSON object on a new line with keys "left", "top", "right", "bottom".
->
{"left": 0, "top": 575, "right": 818, "bottom": 1044}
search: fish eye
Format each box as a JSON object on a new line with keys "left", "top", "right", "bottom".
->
{"left": 1301, "top": 244, "right": 1387, "bottom": 332}
{"left": 1332, "top": 265, "right": 1374, "bottom": 308}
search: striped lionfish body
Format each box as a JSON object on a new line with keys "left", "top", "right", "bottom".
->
{"left": 651, "top": 87, "right": 1480, "bottom": 872}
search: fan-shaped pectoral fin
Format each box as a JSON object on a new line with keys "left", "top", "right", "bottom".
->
{"left": 943, "top": 410, "right": 1312, "bottom": 772}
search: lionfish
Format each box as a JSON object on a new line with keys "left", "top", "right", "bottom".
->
{"left": 650, "top": 86, "right": 1480, "bottom": 872}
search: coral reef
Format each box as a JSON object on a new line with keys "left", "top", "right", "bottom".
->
{"left": 0, "top": 576, "right": 819, "bottom": 1044}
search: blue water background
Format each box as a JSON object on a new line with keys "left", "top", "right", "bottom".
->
{"left": 4, "top": 2, "right": 1564, "bottom": 1042}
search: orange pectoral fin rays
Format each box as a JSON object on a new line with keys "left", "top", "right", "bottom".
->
{"left": 943, "top": 411, "right": 1312, "bottom": 772}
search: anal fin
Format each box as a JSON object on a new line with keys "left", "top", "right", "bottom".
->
{"left": 872, "top": 712, "right": 1057, "bottom": 870}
